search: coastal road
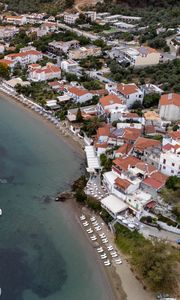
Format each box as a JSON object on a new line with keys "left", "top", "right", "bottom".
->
{"left": 139, "top": 224, "right": 180, "bottom": 243}
{"left": 56, "top": 21, "right": 100, "bottom": 41}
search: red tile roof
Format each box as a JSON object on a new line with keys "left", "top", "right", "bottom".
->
{"left": 115, "top": 177, "right": 131, "bottom": 190}
{"left": 169, "top": 131, "right": 180, "bottom": 140}
{"left": 135, "top": 161, "right": 157, "bottom": 174}
{"left": 97, "top": 125, "right": 111, "bottom": 137}
{"left": 99, "top": 94, "right": 123, "bottom": 107}
{"left": 0, "top": 59, "right": 13, "bottom": 66}
{"left": 68, "top": 86, "right": 90, "bottom": 97}
{"left": 159, "top": 93, "right": 180, "bottom": 107}
{"left": 117, "top": 83, "right": 139, "bottom": 95}
{"left": 113, "top": 156, "right": 140, "bottom": 170}
{"left": 145, "top": 125, "right": 156, "bottom": 135}
{"left": 6, "top": 50, "right": 42, "bottom": 59}
{"left": 123, "top": 128, "right": 141, "bottom": 142}
{"left": 134, "top": 137, "right": 161, "bottom": 152}
{"left": 115, "top": 143, "right": 133, "bottom": 155}
{"left": 143, "top": 177, "right": 163, "bottom": 190}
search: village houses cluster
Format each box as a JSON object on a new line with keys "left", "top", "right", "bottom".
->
{"left": 0, "top": 9, "right": 179, "bottom": 230}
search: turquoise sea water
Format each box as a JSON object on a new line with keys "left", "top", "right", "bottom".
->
{"left": 0, "top": 96, "right": 114, "bottom": 300}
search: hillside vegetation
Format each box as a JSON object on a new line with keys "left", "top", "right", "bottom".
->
{"left": 3, "top": 0, "right": 74, "bottom": 13}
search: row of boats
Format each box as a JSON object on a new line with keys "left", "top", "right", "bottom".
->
{"left": 80, "top": 214, "right": 122, "bottom": 267}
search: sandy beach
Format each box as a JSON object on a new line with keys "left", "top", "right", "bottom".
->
{"left": 0, "top": 88, "right": 154, "bottom": 300}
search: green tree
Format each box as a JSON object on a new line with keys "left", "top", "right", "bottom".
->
{"left": 143, "top": 93, "right": 160, "bottom": 108}
{"left": 0, "top": 63, "right": 10, "bottom": 79}
{"left": 76, "top": 108, "right": 83, "bottom": 122}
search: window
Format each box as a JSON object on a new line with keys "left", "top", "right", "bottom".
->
{"left": 163, "top": 159, "right": 166, "bottom": 164}
{"left": 172, "top": 163, "right": 175, "bottom": 167}
{"left": 171, "top": 170, "right": 174, "bottom": 174}
{"left": 163, "top": 166, "right": 166, "bottom": 169}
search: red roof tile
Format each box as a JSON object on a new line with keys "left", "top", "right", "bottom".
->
{"left": 117, "top": 83, "right": 139, "bottom": 95}
{"left": 134, "top": 137, "right": 161, "bottom": 152}
{"left": 115, "top": 177, "right": 131, "bottom": 190}
{"left": 113, "top": 156, "right": 140, "bottom": 170}
{"left": 68, "top": 86, "right": 90, "bottom": 97}
{"left": 99, "top": 94, "right": 123, "bottom": 107}
{"left": 159, "top": 93, "right": 180, "bottom": 107}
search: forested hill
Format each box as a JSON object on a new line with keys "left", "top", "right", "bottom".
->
{"left": 3, "top": 0, "right": 74, "bottom": 13}
{"left": 115, "top": 0, "right": 179, "bottom": 7}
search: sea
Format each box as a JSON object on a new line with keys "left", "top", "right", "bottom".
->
{"left": 0, "top": 95, "right": 113, "bottom": 300}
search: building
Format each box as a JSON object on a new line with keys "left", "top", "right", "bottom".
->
{"left": 4, "top": 15, "right": 27, "bottom": 25}
{"left": 141, "top": 83, "right": 163, "bottom": 96}
{"left": 67, "top": 105, "right": 97, "bottom": 122}
{"left": 120, "top": 46, "right": 160, "bottom": 67}
{"left": 101, "top": 194, "right": 128, "bottom": 218}
{"left": 0, "top": 25, "right": 19, "bottom": 39}
{"left": 116, "top": 83, "right": 144, "bottom": 108}
{"left": 114, "top": 22, "right": 136, "bottom": 32}
{"left": 68, "top": 86, "right": 93, "bottom": 103}
{"left": 28, "top": 63, "right": 61, "bottom": 82}
{"left": 133, "top": 137, "right": 161, "bottom": 160}
{"left": 68, "top": 46, "right": 101, "bottom": 60}
{"left": 64, "top": 13, "right": 79, "bottom": 24}
{"left": 159, "top": 143, "right": 180, "bottom": 177}
{"left": 48, "top": 40, "right": 79, "bottom": 54}
{"left": 5, "top": 49, "right": 43, "bottom": 66}
{"left": 84, "top": 11, "right": 97, "bottom": 22}
{"left": 97, "top": 94, "right": 125, "bottom": 120}
{"left": 0, "top": 58, "right": 15, "bottom": 69}
{"left": 159, "top": 93, "right": 180, "bottom": 121}
{"left": 61, "top": 60, "right": 79, "bottom": 73}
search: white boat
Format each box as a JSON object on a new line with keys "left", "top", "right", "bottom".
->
{"left": 0, "top": 209, "right": 2, "bottom": 216}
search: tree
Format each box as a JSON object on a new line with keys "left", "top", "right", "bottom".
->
{"left": 143, "top": 93, "right": 160, "bottom": 108}
{"left": 130, "top": 100, "right": 143, "bottom": 109}
{"left": 0, "top": 63, "right": 10, "bottom": 79}
{"left": 166, "top": 176, "right": 180, "bottom": 190}
{"left": 76, "top": 108, "right": 83, "bottom": 122}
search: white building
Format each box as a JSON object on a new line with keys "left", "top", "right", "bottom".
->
{"left": 5, "top": 49, "right": 43, "bottom": 66}
{"left": 159, "top": 143, "right": 180, "bottom": 177}
{"left": 159, "top": 93, "right": 180, "bottom": 121}
{"left": 97, "top": 94, "right": 126, "bottom": 121}
{"left": 84, "top": 11, "right": 97, "bottom": 22}
{"left": 114, "top": 22, "right": 136, "bottom": 32}
{"left": 64, "top": 13, "right": 79, "bottom": 24}
{"left": 28, "top": 63, "right": 61, "bottom": 82}
{"left": 48, "top": 40, "right": 79, "bottom": 54}
{"left": 101, "top": 194, "right": 128, "bottom": 218}
{"left": 68, "top": 46, "right": 101, "bottom": 60}
{"left": 0, "top": 26, "right": 19, "bottom": 39}
{"left": 116, "top": 83, "right": 144, "bottom": 108}
{"left": 61, "top": 59, "right": 79, "bottom": 73}
{"left": 68, "top": 86, "right": 93, "bottom": 103}
{"left": 4, "top": 15, "right": 27, "bottom": 25}
{"left": 121, "top": 46, "right": 160, "bottom": 67}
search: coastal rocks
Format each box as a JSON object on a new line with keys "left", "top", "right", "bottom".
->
{"left": 55, "top": 191, "right": 74, "bottom": 202}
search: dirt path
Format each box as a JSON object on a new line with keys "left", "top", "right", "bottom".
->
{"left": 75, "top": 0, "right": 98, "bottom": 13}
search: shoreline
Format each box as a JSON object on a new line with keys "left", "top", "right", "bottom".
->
{"left": 0, "top": 88, "right": 85, "bottom": 158}
{"left": 0, "top": 88, "right": 154, "bottom": 300}
{"left": 0, "top": 88, "right": 123, "bottom": 300}
{"left": 65, "top": 196, "right": 155, "bottom": 300}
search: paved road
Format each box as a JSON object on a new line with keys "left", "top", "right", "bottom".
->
{"left": 140, "top": 223, "right": 180, "bottom": 243}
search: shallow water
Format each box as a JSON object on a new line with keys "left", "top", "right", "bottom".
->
{"left": 0, "top": 96, "right": 113, "bottom": 300}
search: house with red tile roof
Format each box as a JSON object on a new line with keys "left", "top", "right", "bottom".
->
{"left": 5, "top": 49, "right": 43, "bottom": 66}
{"left": 159, "top": 93, "right": 180, "bottom": 121}
{"left": 28, "top": 63, "right": 61, "bottom": 82}
{"left": 4, "top": 15, "right": 27, "bottom": 25}
{"left": 133, "top": 137, "right": 161, "bottom": 160}
{"left": 68, "top": 86, "right": 93, "bottom": 103}
{"left": 97, "top": 94, "right": 126, "bottom": 122}
{"left": 159, "top": 141, "right": 180, "bottom": 177}
{"left": 0, "top": 58, "right": 15, "bottom": 69}
{"left": 116, "top": 83, "right": 144, "bottom": 108}
{"left": 115, "top": 143, "right": 133, "bottom": 158}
